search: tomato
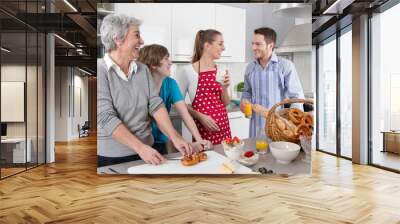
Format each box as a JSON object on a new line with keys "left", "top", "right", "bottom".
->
{"left": 233, "top": 136, "right": 240, "bottom": 144}
{"left": 244, "top": 151, "right": 254, "bottom": 158}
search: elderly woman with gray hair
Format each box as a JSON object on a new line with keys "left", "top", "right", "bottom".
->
{"left": 97, "top": 14, "right": 192, "bottom": 167}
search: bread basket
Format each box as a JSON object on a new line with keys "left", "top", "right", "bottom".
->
{"left": 252, "top": 98, "right": 314, "bottom": 143}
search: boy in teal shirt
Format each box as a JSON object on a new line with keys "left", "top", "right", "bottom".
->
{"left": 138, "top": 44, "right": 212, "bottom": 153}
{"left": 151, "top": 77, "right": 183, "bottom": 144}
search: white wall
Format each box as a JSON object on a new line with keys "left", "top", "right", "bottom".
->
{"left": 1, "top": 64, "right": 26, "bottom": 126}
{"left": 221, "top": 4, "right": 309, "bottom": 60}
{"left": 72, "top": 73, "right": 89, "bottom": 138}
{"left": 55, "top": 67, "right": 68, "bottom": 141}
{"left": 78, "top": 75, "right": 89, "bottom": 125}
{"left": 1, "top": 64, "right": 46, "bottom": 163}
{"left": 1, "top": 65, "right": 26, "bottom": 139}
{"left": 312, "top": 45, "right": 316, "bottom": 99}
{"left": 54, "top": 67, "right": 89, "bottom": 141}
{"left": 293, "top": 52, "right": 312, "bottom": 96}
{"left": 1, "top": 65, "right": 40, "bottom": 137}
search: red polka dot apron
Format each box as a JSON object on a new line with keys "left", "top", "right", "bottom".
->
{"left": 192, "top": 68, "right": 231, "bottom": 145}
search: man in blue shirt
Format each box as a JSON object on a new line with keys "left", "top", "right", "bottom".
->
{"left": 240, "top": 27, "right": 304, "bottom": 138}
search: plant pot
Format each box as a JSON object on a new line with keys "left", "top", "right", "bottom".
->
{"left": 236, "top": 91, "right": 242, "bottom": 100}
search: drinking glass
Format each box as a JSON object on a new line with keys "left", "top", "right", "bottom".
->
{"left": 300, "top": 135, "right": 312, "bottom": 163}
{"left": 255, "top": 127, "right": 268, "bottom": 155}
{"left": 243, "top": 99, "right": 252, "bottom": 119}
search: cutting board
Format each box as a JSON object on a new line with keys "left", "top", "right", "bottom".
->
{"left": 127, "top": 151, "right": 256, "bottom": 174}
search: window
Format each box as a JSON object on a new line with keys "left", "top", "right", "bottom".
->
{"left": 0, "top": 1, "right": 47, "bottom": 179}
{"left": 317, "top": 36, "right": 337, "bottom": 155}
{"left": 340, "top": 28, "right": 352, "bottom": 158}
{"left": 371, "top": 2, "right": 400, "bottom": 171}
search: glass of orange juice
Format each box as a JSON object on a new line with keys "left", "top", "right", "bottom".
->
{"left": 255, "top": 128, "right": 268, "bottom": 154}
{"left": 256, "top": 139, "right": 268, "bottom": 154}
{"left": 243, "top": 99, "right": 252, "bottom": 118}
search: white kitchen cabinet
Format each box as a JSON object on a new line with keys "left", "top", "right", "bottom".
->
{"left": 228, "top": 111, "right": 249, "bottom": 139}
{"left": 171, "top": 4, "right": 215, "bottom": 61}
{"left": 114, "top": 3, "right": 172, "bottom": 54}
{"left": 215, "top": 4, "right": 246, "bottom": 62}
{"left": 172, "top": 4, "right": 245, "bottom": 62}
{"left": 114, "top": 3, "right": 245, "bottom": 63}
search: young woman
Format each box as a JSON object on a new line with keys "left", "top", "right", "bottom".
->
{"left": 138, "top": 44, "right": 212, "bottom": 152}
{"left": 175, "top": 29, "right": 232, "bottom": 145}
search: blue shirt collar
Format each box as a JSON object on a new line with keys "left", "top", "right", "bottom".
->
{"left": 270, "top": 52, "right": 278, "bottom": 63}
{"left": 253, "top": 52, "right": 278, "bottom": 69}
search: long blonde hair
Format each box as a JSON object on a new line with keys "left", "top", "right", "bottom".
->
{"left": 192, "top": 29, "right": 222, "bottom": 63}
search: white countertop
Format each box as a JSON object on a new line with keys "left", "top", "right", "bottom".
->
{"left": 97, "top": 138, "right": 311, "bottom": 176}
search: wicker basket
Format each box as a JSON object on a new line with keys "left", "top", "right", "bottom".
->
{"left": 265, "top": 98, "right": 314, "bottom": 143}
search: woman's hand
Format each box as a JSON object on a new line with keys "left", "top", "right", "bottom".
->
{"left": 220, "top": 70, "right": 230, "bottom": 90}
{"left": 136, "top": 144, "right": 165, "bottom": 165}
{"left": 199, "top": 139, "right": 212, "bottom": 151}
{"left": 190, "top": 139, "right": 213, "bottom": 153}
{"left": 171, "top": 135, "right": 193, "bottom": 156}
{"left": 197, "top": 113, "right": 220, "bottom": 132}
{"left": 190, "top": 142, "right": 204, "bottom": 153}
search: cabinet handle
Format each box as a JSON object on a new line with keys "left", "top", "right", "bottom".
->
{"left": 220, "top": 55, "right": 232, "bottom": 58}
{"left": 174, "top": 54, "right": 191, "bottom": 56}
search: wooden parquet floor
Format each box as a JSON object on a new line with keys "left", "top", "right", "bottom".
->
{"left": 1, "top": 135, "right": 400, "bottom": 224}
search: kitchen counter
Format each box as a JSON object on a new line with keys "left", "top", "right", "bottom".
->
{"left": 226, "top": 102, "right": 242, "bottom": 113}
{"left": 97, "top": 138, "right": 311, "bottom": 175}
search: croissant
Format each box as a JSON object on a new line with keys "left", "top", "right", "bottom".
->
{"left": 181, "top": 152, "right": 207, "bottom": 166}
{"left": 276, "top": 119, "right": 286, "bottom": 131}
{"left": 296, "top": 123, "right": 313, "bottom": 137}
{"left": 288, "top": 108, "right": 304, "bottom": 125}
{"left": 302, "top": 113, "right": 313, "bottom": 126}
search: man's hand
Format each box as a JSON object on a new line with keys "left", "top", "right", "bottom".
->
{"left": 136, "top": 144, "right": 165, "bottom": 165}
{"left": 240, "top": 101, "right": 245, "bottom": 113}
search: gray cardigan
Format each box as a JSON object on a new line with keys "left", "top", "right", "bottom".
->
{"left": 97, "top": 59, "right": 164, "bottom": 157}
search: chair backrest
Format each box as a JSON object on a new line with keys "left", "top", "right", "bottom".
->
{"left": 82, "top": 121, "right": 90, "bottom": 129}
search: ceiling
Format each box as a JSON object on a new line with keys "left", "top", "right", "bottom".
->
{"left": 0, "top": 0, "right": 96, "bottom": 74}
{"left": 309, "top": 0, "right": 390, "bottom": 43}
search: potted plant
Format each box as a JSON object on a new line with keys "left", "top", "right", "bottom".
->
{"left": 234, "top": 81, "right": 245, "bottom": 99}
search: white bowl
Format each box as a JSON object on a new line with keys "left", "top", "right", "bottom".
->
{"left": 270, "top": 141, "right": 300, "bottom": 164}
{"left": 222, "top": 140, "right": 244, "bottom": 160}
{"left": 238, "top": 151, "right": 259, "bottom": 166}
